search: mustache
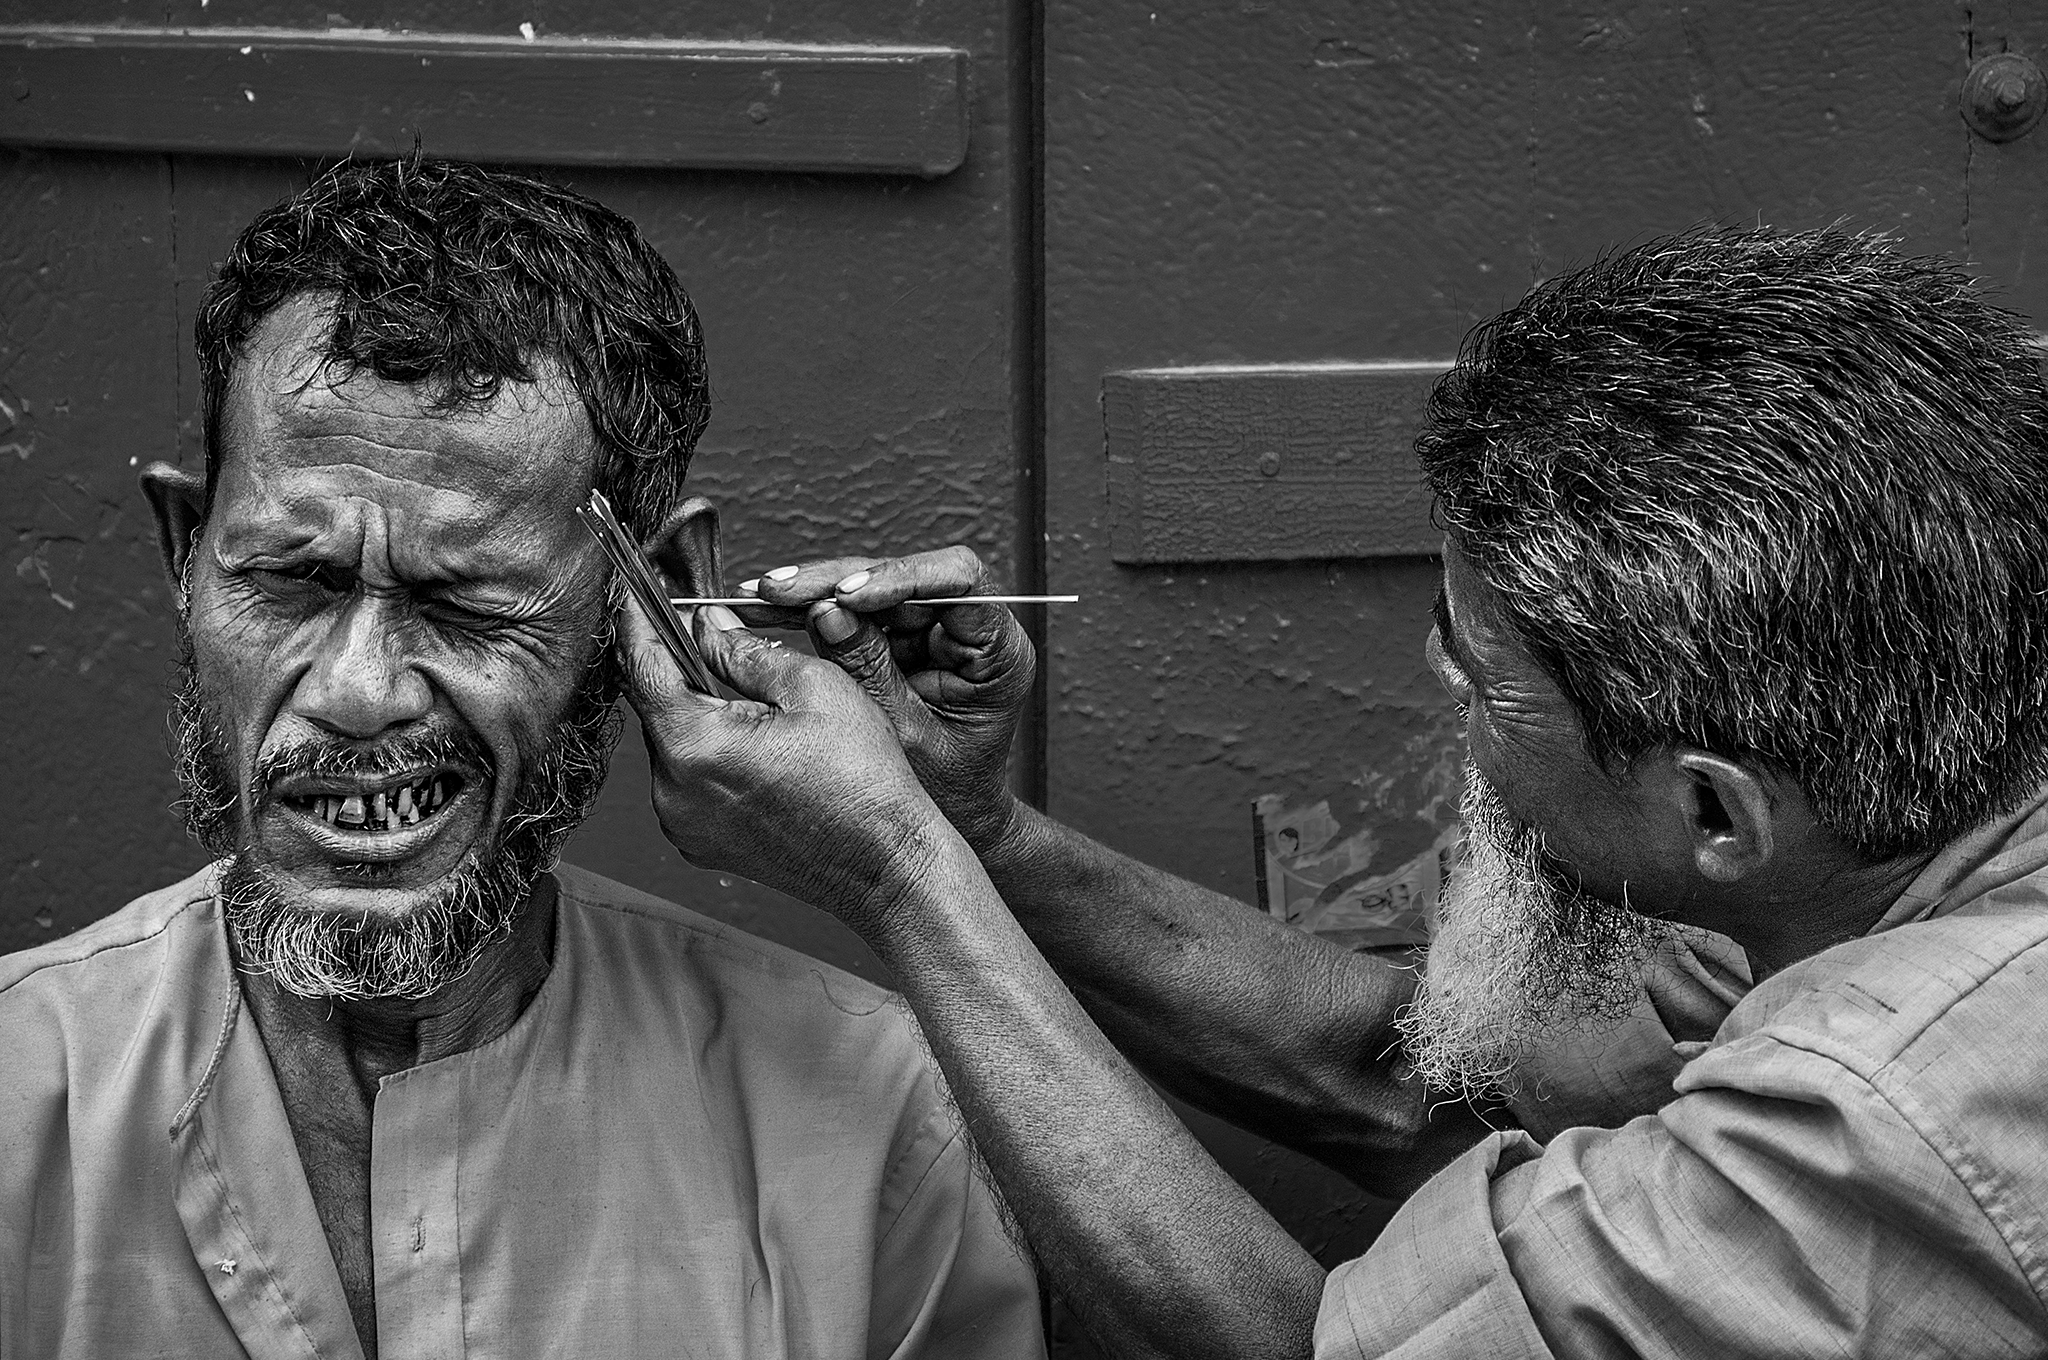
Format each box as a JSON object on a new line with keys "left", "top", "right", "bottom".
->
{"left": 251, "top": 725, "right": 494, "bottom": 800}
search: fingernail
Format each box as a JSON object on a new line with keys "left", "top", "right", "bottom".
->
{"left": 836, "top": 570, "right": 871, "bottom": 593}
{"left": 737, "top": 578, "right": 761, "bottom": 594}
{"left": 706, "top": 605, "right": 746, "bottom": 631}
{"left": 765, "top": 566, "right": 799, "bottom": 582}
{"left": 815, "top": 604, "right": 859, "bottom": 645}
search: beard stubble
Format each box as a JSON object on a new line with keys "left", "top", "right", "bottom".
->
{"left": 171, "top": 628, "right": 623, "bottom": 1001}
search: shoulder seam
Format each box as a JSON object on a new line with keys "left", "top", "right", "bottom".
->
{"left": 1741, "top": 1029, "right": 2048, "bottom": 1321}
{"left": 1877, "top": 1067, "right": 2048, "bottom": 1318}
{"left": 559, "top": 879, "right": 896, "bottom": 1009}
{"left": 0, "top": 893, "right": 209, "bottom": 996}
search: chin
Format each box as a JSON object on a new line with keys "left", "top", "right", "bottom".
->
{"left": 264, "top": 872, "right": 484, "bottom": 924}
{"left": 218, "top": 826, "right": 536, "bottom": 1002}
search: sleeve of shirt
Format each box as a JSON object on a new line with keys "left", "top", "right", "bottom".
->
{"left": 865, "top": 1100, "right": 1045, "bottom": 1360}
{"left": 1318, "top": 1036, "right": 2047, "bottom": 1359}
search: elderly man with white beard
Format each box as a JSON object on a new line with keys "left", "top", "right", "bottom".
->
{"left": 620, "top": 229, "right": 2048, "bottom": 1359}
{"left": 0, "top": 158, "right": 1043, "bottom": 1360}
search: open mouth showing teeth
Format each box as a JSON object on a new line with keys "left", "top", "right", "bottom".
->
{"left": 286, "top": 773, "right": 462, "bottom": 833}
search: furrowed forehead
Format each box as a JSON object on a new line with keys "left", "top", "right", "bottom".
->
{"left": 219, "top": 298, "right": 592, "bottom": 483}
{"left": 205, "top": 300, "right": 600, "bottom": 574}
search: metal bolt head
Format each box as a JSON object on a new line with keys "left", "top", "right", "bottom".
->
{"left": 1962, "top": 51, "right": 2048, "bottom": 143}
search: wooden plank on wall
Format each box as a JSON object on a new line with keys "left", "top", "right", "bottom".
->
{"left": 1104, "top": 362, "right": 1449, "bottom": 564}
{"left": 0, "top": 26, "right": 968, "bottom": 177}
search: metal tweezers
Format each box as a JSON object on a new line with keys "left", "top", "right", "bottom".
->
{"left": 577, "top": 489, "right": 719, "bottom": 696}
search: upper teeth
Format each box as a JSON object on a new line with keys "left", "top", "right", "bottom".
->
{"left": 305, "top": 775, "right": 449, "bottom": 831}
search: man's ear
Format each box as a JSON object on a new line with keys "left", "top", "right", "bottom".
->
{"left": 643, "top": 496, "right": 723, "bottom": 599}
{"left": 1668, "top": 749, "right": 1777, "bottom": 883}
{"left": 139, "top": 461, "right": 207, "bottom": 590}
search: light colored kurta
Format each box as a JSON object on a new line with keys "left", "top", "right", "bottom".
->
{"left": 1319, "top": 787, "right": 2048, "bottom": 1358}
{"left": 0, "top": 862, "right": 1044, "bottom": 1360}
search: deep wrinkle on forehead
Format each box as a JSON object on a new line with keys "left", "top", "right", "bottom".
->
{"left": 211, "top": 298, "right": 600, "bottom": 602}
{"left": 211, "top": 467, "right": 578, "bottom": 609}
{"left": 1442, "top": 544, "right": 1585, "bottom": 744}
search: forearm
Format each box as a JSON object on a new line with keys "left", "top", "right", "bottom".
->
{"left": 858, "top": 827, "right": 1325, "bottom": 1360}
{"left": 967, "top": 799, "right": 1495, "bottom": 1197}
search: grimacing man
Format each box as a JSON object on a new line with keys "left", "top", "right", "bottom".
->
{"left": 624, "top": 230, "right": 2048, "bottom": 1358}
{"left": 0, "top": 160, "right": 1043, "bottom": 1359}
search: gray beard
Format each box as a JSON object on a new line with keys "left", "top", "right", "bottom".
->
{"left": 1397, "top": 762, "right": 1670, "bottom": 1106}
{"left": 171, "top": 630, "right": 622, "bottom": 1001}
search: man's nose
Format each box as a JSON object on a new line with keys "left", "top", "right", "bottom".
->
{"left": 289, "top": 596, "right": 434, "bottom": 739}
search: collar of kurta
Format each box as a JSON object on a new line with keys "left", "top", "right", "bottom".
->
{"left": 1876, "top": 781, "right": 2048, "bottom": 934}
{"left": 157, "top": 868, "right": 367, "bottom": 1360}
{"left": 167, "top": 865, "right": 554, "bottom": 1360}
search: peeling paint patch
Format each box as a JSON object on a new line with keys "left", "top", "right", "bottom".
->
{"left": 16, "top": 536, "right": 81, "bottom": 610}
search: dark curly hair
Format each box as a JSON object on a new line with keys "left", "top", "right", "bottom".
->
{"left": 194, "top": 155, "right": 709, "bottom": 538}
{"left": 1422, "top": 227, "right": 2048, "bottom": 859}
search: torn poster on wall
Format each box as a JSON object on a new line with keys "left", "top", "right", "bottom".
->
{"left": 1253, "top": 795, "right": 1460, "bottom": 950}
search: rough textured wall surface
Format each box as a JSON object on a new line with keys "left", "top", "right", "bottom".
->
{"left": 1042, "top": 0, "right": 2036, "bottom": 1275}
{"left": 0, "top": 0, "right": 1029, "bottom": 982}
{"left": 1, "top": 152, "right": 184, "bottom": 951}
{"left": 11, "top": 0, "right": 2048, "bottom": 1343}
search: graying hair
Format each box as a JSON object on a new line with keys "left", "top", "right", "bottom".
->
{"left": 195, "top": 156, "right": 708, "bottom": 541}
{"left": 1422, "top": 228, "right": 2048, "bottom": 858}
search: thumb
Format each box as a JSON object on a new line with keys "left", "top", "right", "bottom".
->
{"left": 809, "top": 603, "right": 921, "bottom": 727}
{"left": 693, "top": 605, "right": 834, "bottom": 711}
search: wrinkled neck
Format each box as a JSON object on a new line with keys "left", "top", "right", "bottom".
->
{"left": 1730, "top": 850, "right": 1935, "bottom": 981}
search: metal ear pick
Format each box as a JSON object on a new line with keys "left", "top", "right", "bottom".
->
{"left": 578, "top": 489, "right": 720, "bottom": 696}
{"left": 580, "top": 487, "right": 1078, "bottom": 694}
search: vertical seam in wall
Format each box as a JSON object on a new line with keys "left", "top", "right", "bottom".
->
{"left": 166, "top": 152, "right": 184, "bottom": 466}
{"left": 1963, "top": 8, "right": 1976, "bottom": 259}
{"left": 1010, "top": 0, "right": 1050, "bottom": 809}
